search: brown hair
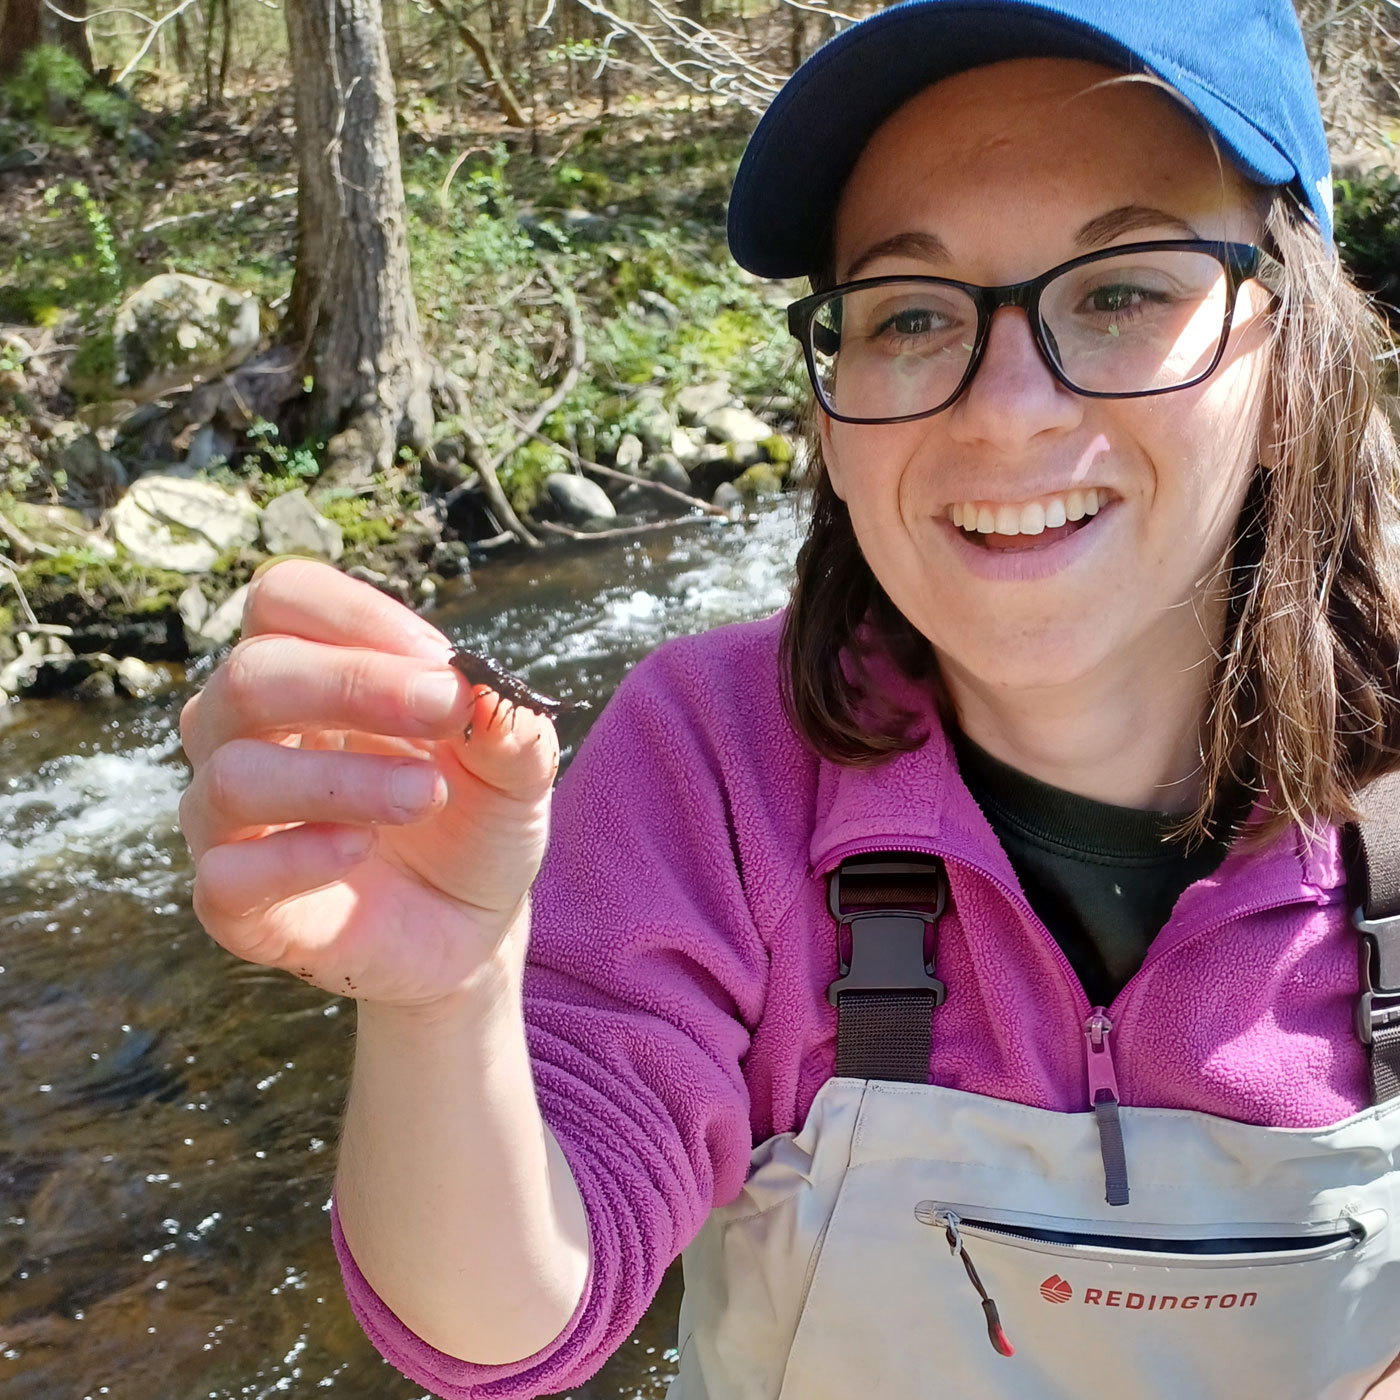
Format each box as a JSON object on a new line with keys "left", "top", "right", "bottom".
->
{"left": 779, "top": 196, "right": 1400, "bottom": 842}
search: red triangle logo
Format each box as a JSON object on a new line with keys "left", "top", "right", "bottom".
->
{"left": 1040, "top": 1274, "right": 1073, "bottom": 1304}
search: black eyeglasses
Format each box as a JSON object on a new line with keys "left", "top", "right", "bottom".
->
{"left": 786, "top": 240, "right": 1276, "bottom": 425}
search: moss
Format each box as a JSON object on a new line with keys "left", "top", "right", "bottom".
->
{"left": 321, "top": 496, "right": 396, "bottom": 547}
{"left": 499, "top": 438, "right": 566, "bottom": 517}
{"left": 68, "top": 326, "right": 117, "bottom": 397}
{"left": 760, "top": 434, "right": 794, "bottom": 466}
{"left": 0, "top": 604, "right": 13, "bottom": 633}
{"left": 734, "top": 463, "right": 784, "bottom": 500}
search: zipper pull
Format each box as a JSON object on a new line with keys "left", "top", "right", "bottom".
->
{"left": 1084, "top": 1008, "right": 1130, "bottom": 1207}
{"left": 923, "top": 1207, "right": 1015, "bottom": 1358}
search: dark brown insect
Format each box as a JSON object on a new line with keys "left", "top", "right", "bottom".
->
{"left": 449, "top": 648, "right": 590, "bottom": 727}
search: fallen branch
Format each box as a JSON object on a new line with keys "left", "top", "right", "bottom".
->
{"left": 141, "top": 187, "right": 297, "bottom": 235}
{"left": 431, "top": 367, "right": 542, "bottom": 550}
{"left": 535, "top": 515, "right": 730, "bottom": 543}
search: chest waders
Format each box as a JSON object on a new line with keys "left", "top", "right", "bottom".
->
{"left": 668, "top": 774, "right": 1400, "bottom": 1400}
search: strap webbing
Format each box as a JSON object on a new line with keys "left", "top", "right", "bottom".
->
{"left": 835, "top": 990, "right": 937, "bottom": 1082}
{"left": 829, "top": 860, "right": 946, "bottom": 1084}
{"left": 1344, "top": 769, "right": 1400, "bottom": 1104}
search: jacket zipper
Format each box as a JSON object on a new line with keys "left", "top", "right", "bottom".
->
{"left": 1084, "top": 1008, "right": 1128, "bottom": 1206}
{"left": 819, "top": 838, "right": 1328, "bottom": 1198}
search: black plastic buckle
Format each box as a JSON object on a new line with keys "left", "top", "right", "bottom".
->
{"left": 1353, "top": 905, "right": 1400, "bottom": 1046}
{"left": 826, "top": 857, "right": 948, "bottom": 1008}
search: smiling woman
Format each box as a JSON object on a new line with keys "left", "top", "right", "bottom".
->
{"left": 175, "top": 3, "right": 1400, "bottom": 1399}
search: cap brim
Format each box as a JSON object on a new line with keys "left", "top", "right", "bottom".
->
{"left": 728, "top": 0, "right": 1300, "bottom": 279}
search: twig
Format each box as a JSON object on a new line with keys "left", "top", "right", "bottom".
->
{"left": 0, "top": 511, "right": 61, "bottom": 560}
{"left": 0, "top": 558, "right": 42, "bottom": 627}
{"left": 536, "top": 515, "right": 730, "bottom": 543}
{"left": 140, "top": 187, "right": 296, "bottom": 234}
{"left": 486, "top": 261, "right": 586, "bottom": 474}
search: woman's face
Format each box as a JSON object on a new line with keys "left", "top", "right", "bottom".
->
{"left": 822, "top": 58, "right": 1273, "bottom": 707}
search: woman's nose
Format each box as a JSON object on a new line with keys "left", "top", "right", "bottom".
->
{"left": 944, "top": 306, "right": 1082, "bottom": 447}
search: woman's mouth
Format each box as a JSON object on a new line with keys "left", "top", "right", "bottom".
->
{"left": 948, "top": 488, "right": 1105, "bottom": 551}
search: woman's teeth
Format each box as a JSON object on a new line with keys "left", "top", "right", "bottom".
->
{"left": 949, "top": 489, "right": 1102, "bottom": 537}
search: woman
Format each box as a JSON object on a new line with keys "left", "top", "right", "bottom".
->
{"left": 177, "top": 0, "right": 1400, "bottom": 1395}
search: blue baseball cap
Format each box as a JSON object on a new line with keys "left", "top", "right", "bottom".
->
{"left": 727, "top": 0, "right": 1332, "bottom": 278}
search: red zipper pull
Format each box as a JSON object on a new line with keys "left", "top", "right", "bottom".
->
{"left": 1084, "top": 1009, "right": 1129, "bottom": 1207}
{"left": 927, "top": 1209, "right": 1015, "bottom": 1357}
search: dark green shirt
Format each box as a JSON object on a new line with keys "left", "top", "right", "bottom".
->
{"left": 951, "top": 733, "right": 1233, "bottom": 1007}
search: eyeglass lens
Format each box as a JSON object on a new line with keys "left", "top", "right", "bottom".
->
{"left": 810, "top": 248, "right": 1233, "bottom": 421}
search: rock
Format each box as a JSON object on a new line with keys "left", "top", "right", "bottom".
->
{"left": 109, "top": 475, "right": 260, "bottom": 572}
{"left": 114, "top": 655, "right": 164, "bottom": 698}
{"left": 429, "top": 540, "right": 471, "bottom": 579}
{"left": 259, "top": 489, "right": 343, "bottom": 562}
{"left": 631, "top": 397, "right": 676, "bottom": 454}
{"left": 688, "top": 445, "right": 746, "bottom": 497}
{"left": 614, "top": 433, "right": 644, "bottom": 473}
{"left": 0, "top": 633, "right": 56, "bottom": 696}
{"left": 182, "top": 424, "right": 237, "bottom": 474}
{"left": 676, "top": 381, "right": 734, "bottom": 425}
{"left": 702, "top": 404, "right": 774, "bottom": 445}
{"left": 734, "top": 463, "right": 785, "bottom": 500}
{"left": 726, "top": 440, "right": 768, "bottom": 470}
{"left": 46, "top": 425, "right": 128, "bottom": 508}
{"left": 181, "top": 583, "right": 250, "bottom": 654}
{"left": 648, "top": 453, "right": 691, "bottom": 494}
{"left": 102, "top": 274, "right": 262, "bottom": 401}
{"left": 711, "top": 481, "right": 745, "bottom": 514}
{"left": 544, "top": 473, "right": 616, "bottom": 524}
{"left": 73, "top": 666, "right": 119, "bottom": 701}
{"left": 669, "top": 425, "right": 706, "bottom": 467}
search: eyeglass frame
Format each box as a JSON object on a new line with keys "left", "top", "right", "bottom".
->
{"left": 785, "top": 239, "right": 1277, "bottom": 426}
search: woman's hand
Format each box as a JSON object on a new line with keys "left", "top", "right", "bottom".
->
{"left": 178, "top": 557, "right": 561, "bottom": 1009}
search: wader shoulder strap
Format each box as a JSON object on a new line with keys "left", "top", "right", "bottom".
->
{"left": 1344, "top": 769, "right": 1400, "bottom": 1104}
{"left": 826, "top": 855, "right": 947, "bottom": 1083}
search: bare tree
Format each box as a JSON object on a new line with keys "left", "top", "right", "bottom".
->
{"left": 283, "top": 0, "right": 435, "bottom": 477}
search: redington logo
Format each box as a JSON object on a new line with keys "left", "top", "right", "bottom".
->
{"left": 1038, "top": 1276, "right": 1258, "bottom": 1312}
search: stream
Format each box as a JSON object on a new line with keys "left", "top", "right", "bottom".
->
{"left": 0, "top": 498, "right": 802, "bottom": 1400}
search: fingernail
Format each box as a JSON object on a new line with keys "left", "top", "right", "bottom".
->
{"left": 390, "top": 764, "right": 442, "bottom": 813}
{"left": 410, "top": 670, "right": 461, "bottom": 723}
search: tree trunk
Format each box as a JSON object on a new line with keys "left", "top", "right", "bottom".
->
{"left": 284, "top": 0, "right": 434, "bottom": 476}
{"left": 0, "top": 0, "right": 42, "bottom": 80}
{"left": 0, "top": 0, "right": 93, "bottom": 79}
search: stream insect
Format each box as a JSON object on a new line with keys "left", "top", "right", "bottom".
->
{"left": 449, "top": 648, "right": 590, "bottom": 734}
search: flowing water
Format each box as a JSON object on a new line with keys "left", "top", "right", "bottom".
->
{"left": 0, "top": 500, "right": 802, "bottom": 1400}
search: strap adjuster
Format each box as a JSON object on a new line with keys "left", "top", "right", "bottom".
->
{"left": 826, "top": 858, "right": 948, "bottom": 1008}
{"left": 1353, "top": 905, "right": 1400, "bottom": 1046}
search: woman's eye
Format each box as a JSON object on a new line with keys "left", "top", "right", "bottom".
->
{"left": 876, "top": 308, "right": 944, "bottom": 336}
{"left": 1084, "top": 283, "right": 1163, "bottom": 314}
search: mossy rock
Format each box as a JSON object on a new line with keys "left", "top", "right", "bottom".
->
{"left": 733, "top": 463, "right": 785, "bottom": 501}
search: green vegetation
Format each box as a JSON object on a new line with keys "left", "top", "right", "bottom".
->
{"left": 1335, "top": 167, "right": 1400, "bottom": 315}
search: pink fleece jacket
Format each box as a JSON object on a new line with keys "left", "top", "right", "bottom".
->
{"left": 332, "top": 611, "right": 1366, "bottom": 1397}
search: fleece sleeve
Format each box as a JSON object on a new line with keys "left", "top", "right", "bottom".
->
{"left": 334, "top": 636, "right": 770, "bottom": 1398}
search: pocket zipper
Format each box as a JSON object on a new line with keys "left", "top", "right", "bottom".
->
{"left": 916, "top": 1202, "right": 1377, "bottom": 1266}
{"left": 916, "top": 1204, "right": 1375, "bottom": 1357}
